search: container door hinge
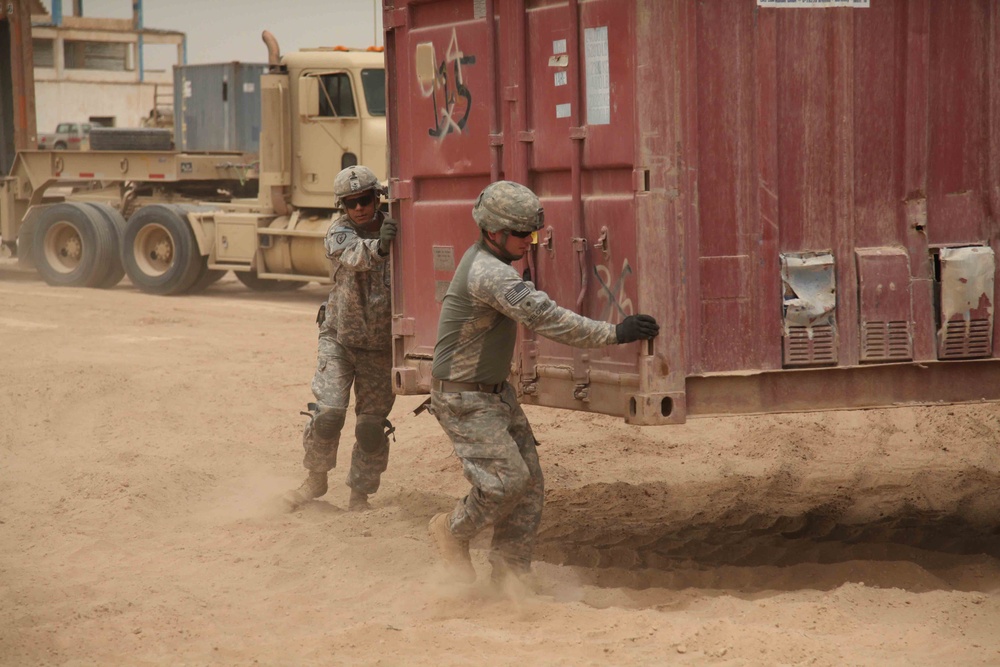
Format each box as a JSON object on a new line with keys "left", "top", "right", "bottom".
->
{"left": 389, "top": 178, "right": 412, "bottom": 200}
{"left": 384, "top": 7, "right": 408, "bottom": 30}
{"left": 392, "top": 316, "right": 416, "bottom": 337}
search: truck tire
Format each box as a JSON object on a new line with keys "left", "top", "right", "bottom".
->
{"left": 121, "top": 204, "right": 202, "bottom": 295}
{"left": 167, "top": 204, "right": 225, "bottom": 294}
{"left": 54, "top": 141, "right": 67, "bottom": 150}
{"left": 188, "top": 265, "right": 227, "bottom": 294}
{"left": 82, "top": 203, "right": 127, "bottom": 288}
{"left": 31, "top": 202, "right": 117, "bottom": 288}
{"left": 16, "top": 210, "right": 40, "bottom": 270}
{"left": 89, "top": 128, "right": 173, "bottom": 151}
{"left": 235, "top": 271, "right": 308, "bottom": 291}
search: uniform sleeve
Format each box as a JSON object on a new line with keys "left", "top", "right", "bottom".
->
{"left": 325, "top": 225, "right": 387, "bottom": 271}
{"left": 468, "top": 259, "right": 618, "bottom": 348}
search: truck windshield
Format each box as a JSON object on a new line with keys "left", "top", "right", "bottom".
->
{"left": 361, "top": 68, "right": 386, "bottom": 117}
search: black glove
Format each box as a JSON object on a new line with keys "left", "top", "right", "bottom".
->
{"left": 615, "top": 314, "right": 660, "bottom": 343}
{"left": 378, "top": 218, "right": 398, "bottom": 254}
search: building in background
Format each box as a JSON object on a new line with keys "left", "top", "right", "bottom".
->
{"left": 30, "top": 0, "right": 185, "bottom": 132}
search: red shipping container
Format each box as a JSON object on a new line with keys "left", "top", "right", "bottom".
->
{"left": 385, "top": 0, "right": 1000, "bottom": 424}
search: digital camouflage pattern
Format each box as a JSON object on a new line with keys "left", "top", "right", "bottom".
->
{"left": 472, "top": 180, "right": 545, "bottom": 233}
{"left": 305, "top": 333, "right": 395, "bottom": 493}
{"left": 323, "top": 211, "right": 392, "bottom": 351}
{"left": 432, "top": 241, "right": 618, "bottom": 384}
{"left": 332, "top": 165, "right": 383, "bottom": 206}
{"left": 431, "top": 383, "right": 542, "bottom": 573}
{"left": 300, "top": 208, "right": 395, "bottom": 496}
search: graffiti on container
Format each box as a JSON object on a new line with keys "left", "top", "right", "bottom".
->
{"left": 415, "top": 29, "right": 477, "bottom": 139}
{"left": 594, "top": 259, "right": 634, "bottom": 323}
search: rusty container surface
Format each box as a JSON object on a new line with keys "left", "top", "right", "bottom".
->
{"left": 385, "top": 0, "right": 1000, "bottom": 425}
{"left": 0, "top": 0, "right": 38, "bottom": 175}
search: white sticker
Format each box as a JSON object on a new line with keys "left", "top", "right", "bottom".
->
{"left": 757, "top": 0, "right": 869, "bottom": 6}
{"left": 584, "top": 26, "right": 610, "bottom": 125}
{"left": 554, "top": 71, "right": 567, "bottom": 87}
{"left": 552, "top": 39, "right": 566, "bottom": 55}
{"left": 183, "top": 79, "right": 192, "bottom": 98}
{"left": 243, "top": 83, "right": 255, "bottom": 93}
{"left": 555, "top": 103, "right": 571, "bottom": 119}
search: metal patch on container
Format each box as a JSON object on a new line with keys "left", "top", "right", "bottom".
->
{"left": 584, "top": 26, "right": 610, "bottom": 125}
{"left": 432, "top": 246, "right": 455, "bottom": 272}
{"left": 504, "top": 282, "right": 531, "bottom": 306}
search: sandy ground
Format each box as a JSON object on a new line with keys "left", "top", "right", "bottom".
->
{"left": 2, "top": 261, "right": 1000, "bottom": 667}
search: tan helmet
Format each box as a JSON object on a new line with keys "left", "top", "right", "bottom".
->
{"left": 473, "top": 181, "right": 544, "bottom": 234}
{"left": 333, "top": 165, "right": 384, "bottom": 206}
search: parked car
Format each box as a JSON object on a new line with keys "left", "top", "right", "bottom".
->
{"left": 37, "top": 122, "right": 92, "bottom": 150}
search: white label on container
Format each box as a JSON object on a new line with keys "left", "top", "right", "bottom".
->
{"left": 553, "top": 39, "right": 566, "bottom": 55}
{"left": 243, "top": 83, "right": 255, "bottom": 93}
{"left": 757, "top": 0, "right": 869, "bottom": 6}
{"left": 474, "top": 0, "right": 486, "bottom": 19}
{"left": 584, "top": 26, "right": 610, "bottom": 125}
{"left": 556, "top": 103, "right": 571, "bottom": 119}
{"left": 554, "top": 71, "right": 567, "bottom": 87}
{"left": 183, "top": 79, "right": 192, "bottom": 98}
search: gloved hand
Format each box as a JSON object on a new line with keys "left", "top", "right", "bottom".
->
{"left": 615, "top": 314, "right": 660, "bottom": 343}
{"left": 378, "top": 218, "right": 398, "bottom": 254}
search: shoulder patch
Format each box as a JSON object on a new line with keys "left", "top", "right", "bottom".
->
{"left": 504, "top": 282, "right": 531, "bottom": 306}
{"left": 334, "top": 231, "right": 347, "bottom": 246}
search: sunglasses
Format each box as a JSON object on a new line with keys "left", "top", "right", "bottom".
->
{"left": 343, "top": 193, "right": 375, "bottom": 209}
{"left": 509, "top": 229, "right": 535, "bottom": 239}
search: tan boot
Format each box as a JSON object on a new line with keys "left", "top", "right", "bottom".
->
{"left": 348, "top": 488, "right": 371, "bottom": 512}
{"left": 428, "top": 513, "right": 476, "bottom": 583}
{"left": 281, "top": 471, "right": 328, "bottom": 511}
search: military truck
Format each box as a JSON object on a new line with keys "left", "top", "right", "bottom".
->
{"left": 0, "top": 32, "right": 386, "bottom": 295}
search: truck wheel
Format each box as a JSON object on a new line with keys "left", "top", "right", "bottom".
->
{"left": 82, "top": 203, "right": 127, "bottom": 288}
{"left": 188, "top": 265, "right": 227, "bottom": 294}
{"left": 31, "top": 203, "right": 116, "bottom": 288}
{"left": 235, "top": 271, "right": 307, "bottom": 291}
{"left": 16, "top": 209, "right": 40, "bottom": 270}
{"left": 121, "top": 204, "right": 202, "bottom": 295}
{"left": 54, "top": 141, "right": 67, "bottom": 150}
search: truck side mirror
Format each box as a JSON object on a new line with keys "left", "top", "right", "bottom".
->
{"left": 299, "top": 76, "right": 320, "bottom": 121}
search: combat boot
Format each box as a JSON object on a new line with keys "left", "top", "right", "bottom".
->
{"left": 348, "top": 488, "right": 371, "bottom": 512}
{"left": 428, "top": 513, "right": 476, "bottom": 583}
{"left": 281, "top": 471, "right": 328, "bottom": 511}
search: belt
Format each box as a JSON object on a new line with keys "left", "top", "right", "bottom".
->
{"left": 432, "top": 378, "right": 504, "bottom": 394}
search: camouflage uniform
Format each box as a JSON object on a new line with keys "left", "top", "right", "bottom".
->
{"left": 303, "top": 208, "right": 395, "bottom": 496}
{"left": 431, "top": 238, "right": 617, "bottom": 574}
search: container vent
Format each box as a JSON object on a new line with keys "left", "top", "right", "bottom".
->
{"left": 935, "top": 246, "right": 994, "bottom": 360}
{"left": 861, "top": 321, "right": 912, "bottom": 361}
{"left": 783, "top": 324, "right": 837, "bottom": 366}
{"left": 939, "top": 319, "right": 991, "bottom": 359}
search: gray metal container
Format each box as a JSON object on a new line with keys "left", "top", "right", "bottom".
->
{"left": 173, "top": 62, "right": 268, "bottom": 153}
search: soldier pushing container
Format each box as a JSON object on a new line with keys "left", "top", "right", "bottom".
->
{"left": 427, "top": 181, "right": 660, "bottom": 584}
{"left": 283, "top": 165, "right": 399, "bottom": 512}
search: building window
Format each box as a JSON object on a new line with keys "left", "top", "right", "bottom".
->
{"left": 33, "top": 38, "right": 55, "bottom": 68}
{"left": 63, "top": 40, "right": 133, "bottom": 72}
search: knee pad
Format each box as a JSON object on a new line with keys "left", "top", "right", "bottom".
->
{"left": 356, "top": 414, "right": 388, "bottom": 454}
{"left": 314, "top": 406, "right": 347, "bottom": 440}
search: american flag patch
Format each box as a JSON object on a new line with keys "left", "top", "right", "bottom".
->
{"left": 504, "top": 282, "right": 531, "bottom": 306}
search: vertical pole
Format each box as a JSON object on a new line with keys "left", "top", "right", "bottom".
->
{"left": 133, "top": 0, "right": 144, "bottom": 82}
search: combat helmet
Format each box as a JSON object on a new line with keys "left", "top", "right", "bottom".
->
{"left": 333, "top": 165, "right": 385, "bottom": 207}
{"left": 473, "top": 181, "right": 544, "bottom": 234}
